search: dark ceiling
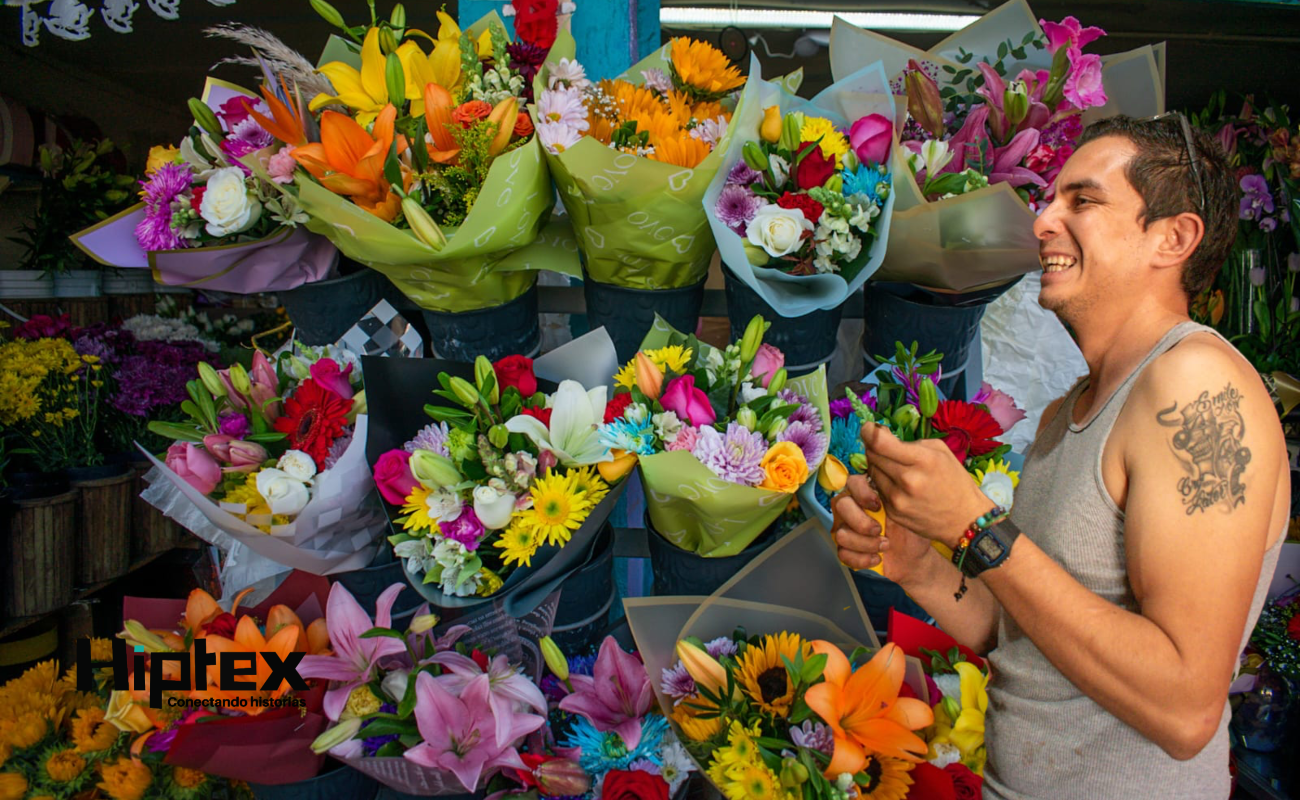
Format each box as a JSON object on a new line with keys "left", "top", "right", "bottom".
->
{"left": 2, "top": 0, "right": 1298, "bottom": 167}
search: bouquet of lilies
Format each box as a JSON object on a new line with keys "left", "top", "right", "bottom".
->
{"left": 366, "top": 351, "right": 627, "bottom": 611}
{"left": 70, "top": 80, "right": 337, "bottom": 293}
{"left": 828, "top": 0, "right": 1165, "bottom": 290}
{"left": 599, "top": 315, "right": 829, "bottom": 556}
{"left": 141, "top": 344, "right": 388, "bottom": 576}
{"left": 303, "top": 581, "right": 548, "bottom": 795}
{"left": 250, "top": 3, "right": 566, "bottom": 315}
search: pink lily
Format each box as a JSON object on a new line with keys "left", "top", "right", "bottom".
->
{"left": 990, "top": 128, "right": 1047, "bottom": 188}
{"left": 976, "top": 63, "right": 1011, "bottom": 142}
{"left": 430, "top": 650, "right": 548, "bottom": 749}
{"left": 297, "top": 582, "right": 408, "bottom": 721}
{"left": 219, "top": 351, "right": 281, "bottom": 419}
{"left": 405, "top": 672, "right": 544, "bottom": 793}
{"left": 557, "top": 636, "right": 655, "bottom": 749}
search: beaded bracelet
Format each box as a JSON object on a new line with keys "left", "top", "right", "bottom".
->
{"left": 951, "top": 505, "right": 1010, "bottom": 601}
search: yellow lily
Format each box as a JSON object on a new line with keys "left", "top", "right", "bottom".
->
{"left": 398, "top": 12, "right": 465, "bottom": 115}
{"left": 949, "top": 661, "right": 988, "bottom": 771}
{"left": 312, "top": 27, "right": 390, "bottom": 127}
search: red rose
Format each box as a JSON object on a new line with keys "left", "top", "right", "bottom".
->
{"left": 794, "top": 141, "right": 836, "bottom": 190}
{"left": 1288, "top": 613, "right": 1300, "bottom": 641}
{"left": 521, "top": 405, "right": 552, "bottom": 426}
{"left": 604, "top": 392, "right": 634, "bottom": 423}
{"left": 190, "top": 186, "right": 206, "bottom": 213}
{"left": 204, "top": 612, "right": 238, "bottom": 639}
{"left": 945, "top": 763, "right": 983, "bottom": 800}
{"left": 601, "top": 770, "right": 668, "bottom": 800}
{"left": 776, "top": 191, "right": 825, "bottom": 223}
{"left": 908, "top": 763, "right": 956, "bottom": 800}
{"left": 494, "top": 355, "right": 538, "bottom": 397}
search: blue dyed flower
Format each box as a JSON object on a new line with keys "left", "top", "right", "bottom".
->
{"left": 560, "top": 714, "right": 670, "bottom": 779}
{"left": 842, "top": 164, "right": 892, "bottom": 206}
{"left": 599, "top": 416, "right": 657, "bottom": 456}
{"left": 815, "top": 416, "right": 866, "bottom": 511}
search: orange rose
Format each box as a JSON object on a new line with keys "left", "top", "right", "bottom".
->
{"left": 514, "top": 110, "right": 535, "bottom": 138}
{"left": 451, "top": 100, "right": 493, "bottom": 128}
{"left": 758, "top": 441, "right": 809, "bottom": 493}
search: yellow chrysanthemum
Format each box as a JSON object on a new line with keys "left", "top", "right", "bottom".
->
{"left": 858, "top": 756, "right": 915, "bottom": 800}
{"left": 400, "top": 484, "right": 442, "bottom": 534}
{"left": 494, "top": 518, "right": 541, "bottom": 568}
{"left": 476, "top": 567, "right": 505, "bottom": 596}
{"left": 646, "top": 345, "right": 693, "bottom": 374}
{"left": 98, "top": 756, "right": 152, "bottom": 800}
{"left": 344, "top": 685, "right": 383, "bottom": 717}
{"left": 669, "top": 38, "right": 744, "bottom": 98}
{"left": 736, "top": 633, "right": 810, "bottom": 718}
{"left": 650, "top": 133, "right": 712, "bottom": 169}
{"left": 44, "top": 749, "right": 86, "bottom": 783}
{"left": 732, "top": 763, "right": 781, "bottom": 800}
{"left": 567, "top": 466, "right": 609, "bottom": 507}
{"left": 522, "top": 472, "right": 591, "bottom": 547}
{"left": 221, "top": 473, "right": 268, "bottom": 513}
{"left": 614, "top": 361, "right": 637, "bottom": 391}
{"left": 800, "top": 116, "right": 849, "bottom": 166}
{"left": 171, "top": 767, "right": 207, "bottom": 790}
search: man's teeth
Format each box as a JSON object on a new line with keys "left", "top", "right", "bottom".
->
{"left": 1041, "top": 255, "right": 1077, "bottom": 273}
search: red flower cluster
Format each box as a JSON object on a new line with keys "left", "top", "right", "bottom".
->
{"left": 909, "top": 761, "right": 983, "bottom": 800}
{"left": 1287, "top": 612, "right": 1300, "bottom": 641}
{"left": 776, "top": 191, "right": 825, "bottom": 223}
{"left": 520, "top": 405, "right": 552, "bottom": 426}
{"left": 605, "top": 392, "right": 634, "bottom": 423}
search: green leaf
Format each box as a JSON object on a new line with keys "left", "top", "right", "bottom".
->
{"left": 802, "top": 652, "right": 827, "bottom": 683}
{"left": 375, "top": 741, "right": 405, "bottom": 758}
{"left": 997, "top": 41, "right": 1009, "bottom": 60}
{"left": 245, "top": 431, "right": 288, "bottom": 443}
{"left": 352, "top": 718, "right": 417, "bottom": 738}
{"left": 942, "top": 64, "right": 957, "bottom": 74}
{"left": 359, "top": 628, "right": 407, "bottom": 640}
{"left": 147, "top": 422, "right": 205, "bottom": 442}
{"left": 1012, "top": 47, "right": 1027, "bottom": 60}
{"left": 398, "top": 669, "right": 419, "bottom": 718}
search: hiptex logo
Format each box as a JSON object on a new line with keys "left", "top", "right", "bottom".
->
{"left": 76, "top": 638, "right": 309, "bottom": 710}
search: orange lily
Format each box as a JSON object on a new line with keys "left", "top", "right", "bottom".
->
{"left": 266, "top": 604, "right": 332, "bottom": 656}
{"left": 292, "top": 104, "right": 408, "bottom": 221}
{"left": 423, "top": 83, "right": 461, "bottom": 164}
{"left": 182, "top": 586, "right": 255, "bottom": 636}
{"left": 250, "top": 78, "right": 310, "bottom": 148}
{"left": 199, "top": 616, "right": 303, "bottom": 714}
{"left": 804, "top": 641, "right": 933, "bottom": 776}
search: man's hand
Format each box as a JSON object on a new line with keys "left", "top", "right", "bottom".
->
{"left": 832, "top": 474, "right": 939, "bottom": 586}
{"left": 861, "top": 423, "right": 996, "bottom": 549}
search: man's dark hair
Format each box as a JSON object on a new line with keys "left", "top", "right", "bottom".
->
{"left": 1079, "top": 114, "right": 1237, "bottom": 299}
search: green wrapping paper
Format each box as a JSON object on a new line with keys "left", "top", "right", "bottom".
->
{"left": 532, "top": 30, "right": 741, "bottom": 289}
{"left": 634, "top": 317, "right": 830, "bottom": 556}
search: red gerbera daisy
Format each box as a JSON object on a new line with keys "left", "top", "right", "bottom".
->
{"left": 930, "top": 400, "right": 1004, "bottom": 462}
{"left": 272, "top": 379, "right": 352, "bottom": 465}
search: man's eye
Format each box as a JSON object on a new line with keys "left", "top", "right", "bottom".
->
{"left": 1074, "top": 196, "right": 1093, "bottom": 207}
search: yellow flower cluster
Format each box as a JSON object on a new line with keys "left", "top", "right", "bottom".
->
{"left": 706, "top": 721, "right": 796, "bottom": 800}
{"left": 493, "top": 466, "right": 608, "bottom": 567}
{"left": 221, "top": 471, "right": 290, "bottom": 533}
{"left": 0, "top": 338, "right": 82, "bottom": 426}
{"left": 587, "top": 70, "right": 732, "bottom": 168}
{"left": 615, "top": 345, "right": 694, "bottom": 389}
{"left": 799, "top": 116, "right": 850, "bottom": 167}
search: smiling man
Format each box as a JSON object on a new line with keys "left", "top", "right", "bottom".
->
{"left": 832, "top": 114, "right": 1291, "bottom": 798}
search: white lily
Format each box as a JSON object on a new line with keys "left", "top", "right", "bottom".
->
{"left": 505, "top": 380, "right": 611, "bottom": 466}
{"left": 921, "top": 139, "right": 954, "bottom": 177}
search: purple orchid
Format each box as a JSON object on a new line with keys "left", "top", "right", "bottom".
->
{"left": 430, "top": 651, "right": 548, "bottom": 749}
{"left": 557, "top": 636, "right": 655, "bottom": 749}
{"left": 1240, "top": 174, "right": 1275, "bottom": 221}
{"left": 297, "top": 582, "right": 409, "bottom": 721}
{"left": 404, "top": 672, "right": 543, "bottom": 793}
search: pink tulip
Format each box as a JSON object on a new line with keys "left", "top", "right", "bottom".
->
{"left": 249, "top": 351, "right": 282, "bottom": 419}
{"left": 973, "top": 382, "right": 1027, "bottom": 434}
{"left": 849, "top": 114, "right": 892, "bottom": 166}
{"left": 749, "top": 343, "right": 785, "bottom": 388}
{"left": 200, "top": 434, "right": 266, "bottom": 470}
{"left": 310, "top": 358, "right": 354, "bottom": 400}
{"left": 660, "top": 375, "right": 716, "bottom": 427}
{"left": 165, "top": 442, "right": 221, "bottom": 495}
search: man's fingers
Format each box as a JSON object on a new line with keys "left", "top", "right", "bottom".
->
{"left": 837, "top": 547, "right": 881, "bottom": 571}
{"left": 845, "top": 474, "right": 881, "bottom": 511}
{"left": 861, "top": 422, "right": 920, "bottom": 467}
{"left": 833, "top": 520, "right": 885, "bottom": 556}
{"left": 831, "top": 491, "right": 879, "bottom": 536}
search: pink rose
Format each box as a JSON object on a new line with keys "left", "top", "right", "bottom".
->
{"left": 1063, "top": 48, "right": 1107, "bottom": 111}
{"left": 1038, "top": 16, "right": 1105, "bottom": 55}
{"left": 660, "top": 375, "right": 715, "bottom": 427}
{"left": 973, "top": 382, "right": 1027, "bottom": 434}
{"left": 373, "top": 449, "right": 418, "bottom": 506}
{"left": 310, "top": 358, "right": 354, "bottom": 400}
{"left": 849, "top": 114, "right": 892, "bottom": 167}
{"left": 749, "top": 343, "right": 785, "bottom": 388}
{"left": 166, "top": 442, "right": 221, "bottom": 495}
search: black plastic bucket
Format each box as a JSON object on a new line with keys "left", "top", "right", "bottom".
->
{"left": 861, "top": 279, "right": 1020, "bottom": 398}
{"left": 583, "top": 275, "right": 707, "bottom": 364}
{"left": 331, "top": 548, "right": 425, "bottom": 622}
{"left": 551, "top": 523, "right": 616, "bottom": 656}
{"left": 250, "top": 761, "right": 379, "bottom": 800}
{"left": 723, "top": 266, "right": 844, "bottom": 376}
{"left": 8, "top": 470, "right": 70, "bottom": 501}
{"left": 281, "top": 266, "right": 405, "bottom": 346}
{"left": 646, "top": 514, "right": 781, "bottom": 597}
{"left": 421, "top": 280, "right": 541, "bottom": 361}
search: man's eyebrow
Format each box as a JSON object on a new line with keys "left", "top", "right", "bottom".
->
{"left": 1060, "top": 178, "right": 1104, "bottom": 195}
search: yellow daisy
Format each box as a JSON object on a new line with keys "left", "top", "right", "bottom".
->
{"left": 566, "top": 466, "right": 609, "bottom": 506}
{"left": 799, "top": 116, "right": 849, "bottom": 166}
{"left": 972, "top": 459, "right": 1020, "bottom": 488}
{"left": 522, "top": 472, "right": 592, "bottom": 547}
{"left": 400, "top": 485, "right": 442, "bottom": 535}
{"left": 476, "top": 567, "right": 505, "bottom": 596}
{"left": 646, "top": 345, "right": 693, "bottom": 374}
{"left": 493, "top": 519, "right": 540, "bottom": 568}
{"left": 736, "top": 633, "right": 811, "bottom": 718}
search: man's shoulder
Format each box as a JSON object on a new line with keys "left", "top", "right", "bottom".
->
{"left": 1130, "top": 331, "right": 1267, "bottom": 412}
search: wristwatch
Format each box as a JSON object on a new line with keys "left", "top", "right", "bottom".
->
{"left": 954, "top": 518, "right": 1022, "bottom": 578}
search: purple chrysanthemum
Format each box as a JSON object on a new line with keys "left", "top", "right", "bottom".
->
{"left": 73, "top": 335, "right": 113, "bottom": 362}
{"left": 790, "top": 720, "right": 834, "bottom": 754}
{"left": 693, "top": 423, "right": 768, "bottom": 487}
{"left": 134, "top": 208, "right": 188, "bottom": 252}
{"left": 704, "top": 636, "right": 738, "bottom": 659}
{"left": 362, "top": 703, "right": 400, "bottom": 756}
{"left": 323, "top": 430, "right": 354, "bottom": 471}
{"left": 727, "top": 161, "right": 761, "bottom": 185}
{"left": 219, "top": 413, "right": 251, "bottom": 438}
{"left": 777, "top": 389, "right": 821, "bottom": 430}
{"left": 141, "top": 162, "right": 193, "bottom": 209}
{"left": 661, "top": 663, "right": 696, "bottom": 702}
{"left": 714, "top": 184, "right": 766, "bottom": 233}
{"left": 829, "top": 397, "right": 855, "bottom": 419}
{"left": 404, "top": 421, "right": 450, "bottom": 456}
{"left": 778, "top": 420, "right": 828, "bottom": 467}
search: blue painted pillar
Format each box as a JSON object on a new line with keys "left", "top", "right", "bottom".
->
{"left": 459, "top": 0, "right": 661, "bottom": 80}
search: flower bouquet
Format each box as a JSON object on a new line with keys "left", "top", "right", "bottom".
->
{"left": 0, "top": 644, "right": 240, "bottom": 800}
{"left": 828, "top": 0, "right": 1165, "bottom": 290}
{"left": 624, "top": 520, "right": 940, "bottom": 800}
{"left": 254, "top": 4, "right": 569, "bottom": 357}
{"left": 704, "top": 60, "right": 896, "bottom": 318}
{"left": 363, "top": 346, "right": 628, "bottom": 616}
{"left": 70, "top": 79, "right": 337, "bottom": 294}
{"left": 301, "top": 580, "right": 549, "bottom": 795}
{"left": 0, "top": 333, "right": 108, "bottom": 474}
{"left": 115, "top": 570, "right": 333, "bottom": 785}
{"left": 140, "top": 345, "right": 388, "bottom": 578}
{"left": 599, "top": 315, "right": 829, "bottom": 557}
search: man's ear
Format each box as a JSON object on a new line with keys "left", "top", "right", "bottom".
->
{"left": 1151, "top": 211, "right": 1205, "bottom": 271}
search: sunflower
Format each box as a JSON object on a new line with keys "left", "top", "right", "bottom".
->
{"left": 736, "top": 633, "right": 810, "bottom": 717}
{"left": 637, "top": 107, "right": 688, "bottom": 147}
{"left": 669, "top": 38, "right": 744, "bottom": 101}
{"left": 691, "top": 100, "right": 727, "bottom": 123}
{"left": 272, "top": 378, "right": 353, "bottom": 465}
{"left": 650, "top": 133, "right": 712, "bottom": 169}
{"left": 168, "top": 766, "right": 209, "bottom": 800}
{"left": 586, "top": 114, "right": 617, "bottom": 146}
{"left": 97, "top": 756, "right": 152, "bottom": 800}
{"left": 646, "top": 345, "right": 693, "bottom": 374}
{"left": 70, "top": 708, "right": 118, "bottom": 753}
{"left": 494, "top": 518, "right": 541, "bottom": 568}
{"left": 522, "top": 471, "right": 591, "bottom": 547}
{"left": 857, "top": 756, "right": 915, "bottom": 800}
{"left": 43, "top": 749, "right": 86, "bottom": 783}
{"left": 399, "top": 485, "right": 442, "bottom": 534}
{"left": 567, "top": 465, "right": 609, "bottom": 506}
{"left": 799, "top": 116, "right": 850, "bottom": 166}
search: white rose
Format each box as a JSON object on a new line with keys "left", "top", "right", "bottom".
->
{"left": 255, "top": 468, "right": 311, "bottom": 516}
{"left": 979, "top": 471, "right": 1016, "bottom": 509}
{"left": 277, "top": 450, "right": 318, "bottom": 482}
{"left": 200, "top": 166, "right": 262, "bottom": 237}
{"left": 424, "top": 488, "right": 463, "bottom": 523}
{"left": 473, "top": 484, "right": 517, "bottom": 530}
{"left": 746, "top": 205, "right": 813, "bottom": 258}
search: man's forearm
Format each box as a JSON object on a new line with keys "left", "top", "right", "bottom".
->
{"left": 897, "top": 553, "right": 1002, "bottom": 654}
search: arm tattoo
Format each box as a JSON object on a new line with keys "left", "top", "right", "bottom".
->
{"left": 1156, "top": 383, "right": 1250, "bottom": 515}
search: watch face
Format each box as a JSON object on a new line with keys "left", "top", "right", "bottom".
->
{"left": 975, "top": 535, "right": 1004, "bottom": 561}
